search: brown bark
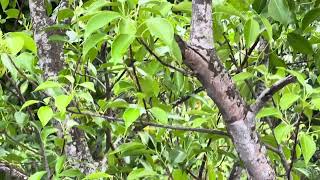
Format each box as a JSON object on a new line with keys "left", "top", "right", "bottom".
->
{"left": 176, "top": 0, "right": 278, "bottom": 179}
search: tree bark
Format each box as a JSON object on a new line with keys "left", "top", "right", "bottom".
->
{"left": 29, "top": 0, "right": 96, "bottom": 174}
{"left": 176, "top": 0, "right": 276, "bottom": 179}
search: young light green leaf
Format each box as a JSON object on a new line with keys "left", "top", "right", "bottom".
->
{"left": 287, "top": 32, "right": 313, "bottom": 54}
{"left": 5, "top": 35, "right": 24, "bottom": 55}
{"left": 123, "top": 108, "right": 140, "bottom": 129}
{"left": 127, "top": 168, "right": 157, "bottom": 180}
{"left": 55, "top": 156, "right": 65, "bottom": 174}
{"left": 119, "top": 18, "right": 137, "bottom": 35}
{"left": 256, "top": 107, "right": 282, "bottom": 119}
{"left": 279, "top": 93, "right": 300, "bottom": 110}
{"left": 1, "top": 53, "right": 17, "bottom": 79}
{"left": 302, "top": 8, "right": 320, "bottom": 30}
{"left": 83, "top": 33, "right": 107, "bottom": 57}
{"left": 34, "top": 81, "right": 61, "bottom": 91}
{"left": 232, "top": 72, "right": 254, "bottom": 82}
{"left": 79, "top": 82, "right": 96, "bottom": 92}
{"left": 84, "top": 172, "right": 112, "bottom": 179}
{"left": 149, "top": 107, "right": 168, "bottom": 124}
{"left": 29, "top": 171, "right": 47, "bottom": 180}
{"left": 111, "top": 34, "right": 135, "bottom": 60}
{"left": 55, "top": 94, "right": 73, "bottom": 113}
{"left": 274, "top": 123, "right": 292, "bottom": 143}
{"left": 146, "top": 17, "right": 174, "bottom": 46}
{"left": 21, "top": 100, "right": 40, "bottom": 111}
{"left": 244, "top": 19, "right": 260, "bottom": 48}
{"left": 300, "top": 134, "right": 316, "bottom": 165}
{"left": 84, "top": 11, "right": 120, "bottom": 39}
{"left": 37, "top": 106, "right": 53, "bottom": 127}
{"left": 268, "top": 0, "right": 293, "bottom": 25}
{"left": 8, "top": 32, "right": 37, "bottom": 53}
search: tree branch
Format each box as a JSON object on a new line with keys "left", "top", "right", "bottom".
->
{"left": 251, "top": 75, "right": 297, "bottom": 114}
{"left": 0, "top": 163, "right": 28, "bottom": 180}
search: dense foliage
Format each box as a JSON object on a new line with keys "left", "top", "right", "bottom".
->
{"left": 0, "top": 0, "right": 320, "bottom": 179}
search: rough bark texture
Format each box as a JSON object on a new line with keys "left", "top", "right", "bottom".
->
{"left": 176, "top": 0, "right": 276, "bottom": 179}
{"left": 29, "top": 0, "right": 96, "bottom": 174}
{"left": 29, "top": 0, "right": 64, "bottom": 78}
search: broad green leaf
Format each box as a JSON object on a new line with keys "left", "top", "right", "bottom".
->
{"left": 83, "top": 33, "right": 107, "bottom": 57}
{"left": 260, "top": 16, "right": 273, "bottom": 41}
{"left": 172, "top": 169, "right": 188, "bottom": 180}
{"left": 268, "top": 0, "right": 293, "bottom": 25}
{"left": 244, "top": 19, "right": 260, "bottom": 48}
{"left": 279, "top": 93, "right": 300, "bottom": 110}
{"left": 59, "top": 169, "right": 82, "bottom": 177}
{"left": 110, "top": 142, "right": 145, "bottom": 155}
{"left": 79, "top": 82, "right": 96, "bottom": 92}
{"left": 172, "top": 1, "right": 192, "bottom": 13}
{"left": 21, "top": 100, "right": 40, "bottom": 110}
{"left": 55, "top": 94, "right": 73, "bottom": 113}
{"left": 57, "top": 8, "right": 74, "bottom": 21}
{"left": 8, "top": 32, "right": 37, "bottom": 53}
{"left": 84, "top": 11, "right": 121, "bottom": 39}
{"left": 1, "top": 53, "right": 17, "bottom": 79}
{"left": 55, "top": 156, "right": 65, "bottom": 174}
{"left": 146, "top": 17, "right": 174, "bottom": 46}
{"left": 37, "top": 106, "right": 53, "bottom": 127}
{"left": 170, "top": 149, "right": 187, "bottom": 164}
{"left": 41, "top": 127, "right": 58, "bottom": 142}
{"left": 34, "top": 81, "right": 61, "bottom": 91}
{"left": 123, "top": 108, "right": 140, "bottom": 129}
{"left": 0, "top": 0, "right": 9, "bottom": 11}
{"left": 106, "top": 99, "right": 129, "bottom": 108}
{"left": 300, "top": 134, "right": 316, "bottom": 165}
{"left": 16, "top": 52, "right": 35, "bottom": 73}
{"left": 174, "top": 71, "right": 184, "bottom": 92}
{"left": 256, "top": 107, "right": 282, "bottom": 119}
{"left": 253, "top": 0, "right": 267, "bottom": 13}
{"left": 274, "top": 123, "right": 292, "bottom": 143}
{"left": 127, "top": 168, "right": 157, "bottom": 180}
{"left": 111, "top": 34, "right": 135, "bottom": 60}
{"left": 119, "top": 18, "right": 137, "bottom": 35}
{"left": 232, "top": 72, "right": 254, "bottom": 82}
{"left": 5, "top": 35, "right": 24, "bottom": 55}
{"left": 84, "top": 172, "right": 112, "bottom": 179}
{"left": 311, "top": 98, "right": 320, "bottom": 109}
{"left": 29, "top": 171, "right": 47, "bottom": 180}
{"left": 149, "top": 107, "right": 168, "bottom": 124}
{"left": 302, "top": 8, "right": 320, "bottom": 30}
{"left": 14, "top": 111, "right": 27, "bottom": 128}
{"left": 171, "top": 40, "right": 182, "bottom": 62}
{"left": 287, "top": 33, "right": 313, "bottom": 54}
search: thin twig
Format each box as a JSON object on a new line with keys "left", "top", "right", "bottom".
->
{"left": 251, "top": 75, "right": 297, "bottom": 114}
{"left": 198, "top": 139, "right": 212, "bottom": 179}
{"left": 241, "top": 37, "right": 260, "bottom": 68}
{"left": 288, "top": 115, "right": 302, "bottom": 178}
{"left": 137, "top": 38, "right": 191, "bottom": 76}
{"left": 66, "top": 109, "right": 229, "bottom": 136}
{"left": 172, "top": 87, "right": 204, "bottom": 107}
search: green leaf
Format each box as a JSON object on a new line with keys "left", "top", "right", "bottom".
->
{"left": 8, "top": 32, "right": 37, "bottom": 53}
{"left": 57, "top": 8, "right": 74, "bottom": 21}
{"left": 232, "top": 72, "right": 254, "bottom": 82}
{"left": 83, "top": 33, "right": 107, "bottom": 57}
{"left": 14, "top": 111, "right": 28, "bottom": 128}
{"left": 302, "top": 8, "right": 320, "bottom": 30}
{"left": 127, "top": 168, "right": 157, "bottom": 180}
{"left": 172, "top": 1, "right": 192, "bottom": 13}
{"left": 41, "top": 127, "right": 58, "bottom": 142}
{"left": 123, "top": 108, "right": 140, "bottom": 129}
{"left": 287, "top": 33, "right": 313, "bottom": 54}
{"left": 55, "top": 94, "right": 73, "bottom": 113}
{"left": 149, "top": 107, "right": 168, "bottom": 124}
{"left": 5, "top": 8, "right": 19, "bottom": 19}
{"left": 21, "top": 100, "right": 40, "bottom": 111}
{"left": 84, "top": 172, "right": 112, "bottom": 179}
{"left": 5, "top": 35, "right": 24, "bottom": 55}
{"left": 146, "top": 17, "right": 174, "bottom": 46}
{"left": 244, "top": 19, "right": 260, "bottom": 48}
{"left": 37, "top": 106, "right": 53, "bottom": 127}
{"left": 16, "top": 53, "right": 35, "bottom": 73}
{"left": 1, "top": 53, "right": 17, "bottom": 79}
{"left": 84, "top": 11, "right": 120, "bottom": 39}
{"left": 0, "top": 0, "right": 9, "bottom": 11}
{"left": 300, "top": 134, "right": 316, "bottom": 165}
{"left": 55, "top": 156, "right": 65, "bottom": 174}
{"left": 79, "top": 82, "right": 96, "bottom": 92}
{"left": 260, "top": 16, "right": 273, "bottom": 41}
{"left": 29, "top": 171, "right": 47, "bottom": 180}
{"left": 311, "top": 98, "right": 320, "bottom": 109}
{"left": 172, "top": 169, "right": 188, "bottom": 180}
{"left": 268, "top": 0, "right": 293, "bottom": 25}
{"left": 279, "top": 93, "right": 300, "bottom": 110}
{"left": 119, "top": 18, "right": 137, "bottom": 35}
{"left": 34, "top": 81, "right": 61, "bottom": 91}
{"left": 59, "top": 169, "right": 82, "bottom": 177}
{"left": 274, "top": 123, "right": 292, "bottom": 143}
{"left": 110, "top": 142, "right": 145, "bottom": 155}
{"left": 253, "top": 0, "right": 267, "bottom": 14}
{"left": 256, "top": 107, "right": 282, "bottom": 119}
{"left": 111, "top": 34, "right": 135, "bottom": 61}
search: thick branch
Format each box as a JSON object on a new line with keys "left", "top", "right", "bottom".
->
{"left": 251, "top": 75, "right": 297, "bottom": 114}
{"left": 0, "top": 163, "right": 28, "bottom": 180}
